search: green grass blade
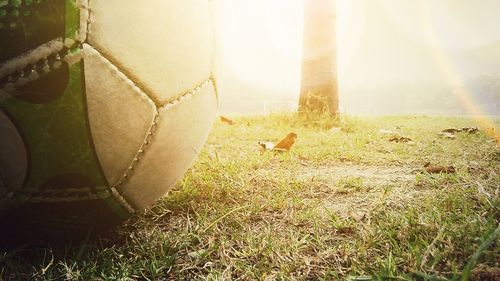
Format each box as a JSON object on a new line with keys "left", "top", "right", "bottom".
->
{"left": 460, "top": 224, "right": 500, "bottom": 281}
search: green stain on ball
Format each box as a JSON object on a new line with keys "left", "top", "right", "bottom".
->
{"left": 0, "top": 1, "right": 133, "bottom": 240}
{"left": 1, "top": 62, "right": 107, "bottom": 191}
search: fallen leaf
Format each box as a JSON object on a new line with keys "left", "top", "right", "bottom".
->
{"left": 441, "top": 127, "right": 479, "bottom": 135}
{"left": 220, "top": 116, "right": 234, "bottom": 125}
{"left": 442, "top": 128, "right": 461, "bottom": 134}
{"left": 258, "top": 133, "right": 298, "bottom": 153}
{"left": 461, "top": 127, "right": 479, "bottom": 134}
{"left": 422, "top": 162, "right": 456, "bottom": 174}
{"left": 389, "top": 136, "right": 413, "bottom": 143}
{"left": 274, "top": 132, "right": 298, "bottom": 151}
{"left": 336, "top": 226, "right": 356, "bottom": 235}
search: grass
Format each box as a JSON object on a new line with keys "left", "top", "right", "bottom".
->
{"left": 1, "top": 113, "right": 499, "bottom": 280}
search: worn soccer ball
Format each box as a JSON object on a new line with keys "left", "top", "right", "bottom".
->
{"left": 0, "top": 0, "right": 217, "bottom": 242}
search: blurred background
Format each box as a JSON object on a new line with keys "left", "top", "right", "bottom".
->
{"left": 213, "top": 0, "right": 500, "bottom": 116}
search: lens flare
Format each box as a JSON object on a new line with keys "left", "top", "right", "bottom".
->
{"left": 416, "top": 2, "right": 499, "bottom": 142}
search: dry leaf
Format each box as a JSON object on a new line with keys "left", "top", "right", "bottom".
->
{"left": 220, "top": 116, "right": 234, "bottom": 125}
{"left": 442, "top": 128, "right": 461, "bottom": 134}
{"left": 389, "top": 136, "right": 413, "bottom": 143}
{"left": 442, "top": 127, "right": 479, "bottom": 134}
{"left": 461, "top": 127, "right": 479, "bottom": 134}
{"left": 274, "top": 132, "right": 298, "bottom": 151}
{"left": 336, "top": 226, "right": 356, "bottom": 235}
{"left": 422, "top": 162, "right": 456, "bottom": 174}
{"left": 258, "top": 133, "right": 298, "bottom": 153}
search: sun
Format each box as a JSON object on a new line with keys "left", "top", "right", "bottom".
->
{"left": 215, "top": 0, "right": 366, "bottom": 100}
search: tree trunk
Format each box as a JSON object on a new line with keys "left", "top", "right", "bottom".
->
{"left": 299, "top": 0, "right": 338, "bottom": 116}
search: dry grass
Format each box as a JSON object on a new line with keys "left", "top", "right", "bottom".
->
{"left": 1, "top": 113, "right": 499, "bottom": 280}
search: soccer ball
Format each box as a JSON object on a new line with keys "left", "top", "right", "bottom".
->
{"left": 0, "top": 0, "right": 217, "bottom": 242}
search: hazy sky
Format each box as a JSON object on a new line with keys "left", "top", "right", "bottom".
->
{"left": 215, "top": 0, "right": 500, "bottom": 114}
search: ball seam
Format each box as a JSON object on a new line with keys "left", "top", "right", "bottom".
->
{"left": 111, "top": 79, "right": 215, "bottom": 211}
{"left": 0, "top": 48, "right": 83, "bottom": 100}
{"left": 85, "top": 44, "right": 215, "bottom": 213}
{"left": 0, "top": 0, "right": 90, "bottom": 96}
{"left": 1, "top": 1, "right": 218, "bottom": 215}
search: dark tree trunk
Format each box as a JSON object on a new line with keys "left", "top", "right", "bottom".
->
{"left": 299, "top": 0, "right": 338, "bottom": 116}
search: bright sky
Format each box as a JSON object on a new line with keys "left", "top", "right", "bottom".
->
{"left": 214, "top": 0, "right": 500, "bottom": 115}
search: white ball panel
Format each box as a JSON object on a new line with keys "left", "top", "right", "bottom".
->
{"left": 119, "top": 82, "right": 217, "bottom": 209}
{"left": 88, "top": 0, "right": 214, "bottom": 104}
{"left": 83, "top": 44, "right": 157, "bottom": 186}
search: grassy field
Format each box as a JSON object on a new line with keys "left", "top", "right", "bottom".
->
{"left": 1, "top": 113, "right": 499, "bottom": 280}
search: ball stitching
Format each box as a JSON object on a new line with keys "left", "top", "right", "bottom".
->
{"left": 0, "top": 0, "right": 218, "bottom": 216}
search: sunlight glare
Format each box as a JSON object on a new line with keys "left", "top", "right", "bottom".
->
{"left": 382, "top": 0, "right": 500, "bottom": 50}
{"left": 216, "top": 0, "right": 365, "bottom": 108}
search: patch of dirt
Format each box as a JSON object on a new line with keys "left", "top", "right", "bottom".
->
{"left": 296, "top": 164, "right": 415, "bottom": 185}
{"left": 291, "top": 164, "right": 425, "bottom": 219}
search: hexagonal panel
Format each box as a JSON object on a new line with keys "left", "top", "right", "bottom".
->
{"left": 87, "top": 0, "right": 214, "bottom": 104}
{"left": 83, "top": 44, "right": 157, "bottom": 186}
{"left": 119, "top": 81, "right": 217, "bottom": 210}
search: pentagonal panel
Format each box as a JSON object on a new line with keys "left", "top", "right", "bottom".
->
{"left": 119, "top": 81, "right": 217, "bottom": 210}
{"left": 83, "top": 44, "right": 157, "bottom": 186}
{"left": 87, "top": 0, "right": 214, "bottom": 104}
